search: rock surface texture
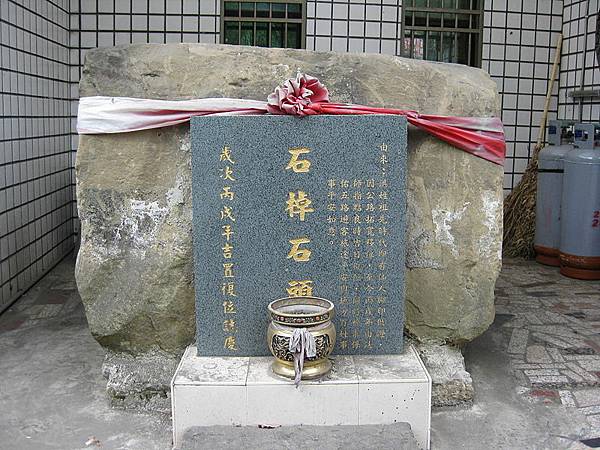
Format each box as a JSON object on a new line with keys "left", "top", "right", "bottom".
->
{"left": 76, "top": 44, "right": 503, "bottom": 354}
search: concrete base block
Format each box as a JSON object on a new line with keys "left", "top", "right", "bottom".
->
{"left": 171, "top": 345, "right": 431, "bottom": 449}
{"left": 415, "top": 343, "right": 474, "bottom": 407}
{"left": 102, "top": 348, "right": 180, "bottom": 414}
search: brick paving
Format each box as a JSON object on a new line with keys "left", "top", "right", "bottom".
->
{"left": 497, "top": 258, "right": 600, "bottom": 435}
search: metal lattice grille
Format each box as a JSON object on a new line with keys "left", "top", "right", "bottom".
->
{"left": 221, "top": 0, "right": 306, "bottom": 48}
{"left": 401, "top": 0, "right": 482, "bottom": 67}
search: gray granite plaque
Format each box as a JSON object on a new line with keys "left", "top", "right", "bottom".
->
{"left": 191, "top": 115, "right": 407, "bottom": 356}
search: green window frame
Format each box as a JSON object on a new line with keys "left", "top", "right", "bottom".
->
{"left": 220, "top": 1, "right": 306, "bottom": 49}
{"left": 401, "top": 0, "right": 483, "bottom": 68}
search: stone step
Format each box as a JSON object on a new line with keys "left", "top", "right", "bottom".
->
{"left": 180, "top": 423, "right": 420, "bottom": 450}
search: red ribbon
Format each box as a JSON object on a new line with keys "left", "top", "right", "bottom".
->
{"left": 305, "top": 103, "right": 506, "bottom": 166}
{"left": 77, "top": 74, "right": 506, "bottom": 166}
{"left": 267, "top": 74, "right": 506, "bottom": 166}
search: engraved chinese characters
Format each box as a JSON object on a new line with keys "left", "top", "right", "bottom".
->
{"left": 191, "top": 115, "right": 407, "bottom": 357}
{"left": 283, "top": 147, "right": 324, "bottom": 358}
{"left": 218, "top": 146, "right": 239, "bottom": 351}
{"left": 330, "top": 144, "right": 391, "bottom": 352}
{"left": 286, "top": 148, "right": 314, "bottom": 272}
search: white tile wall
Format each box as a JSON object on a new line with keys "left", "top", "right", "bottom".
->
{"left": 482, "top": 0, "right": 565, "bottom": 192}
{"left": 73, "top": 0, "right": 219, "bottom": 51}
{"left": 306, "top": 0, "right": 402, "bottom": 55}
{"left": 558, "top": 0, "right": 600, "bottom": 123}
{"left": 0, "top": 0, "right": 75, "bottom": 312}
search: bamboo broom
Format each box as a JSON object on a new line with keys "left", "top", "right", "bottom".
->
{"left": 502, "top": 33, "right": 563, "bottom": 258}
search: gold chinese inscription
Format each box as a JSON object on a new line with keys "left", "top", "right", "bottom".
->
{"left": 223, "top": 318, "right": 236, "bottom": 332}
{"left": 219, "top": 165, "right": 235, "bottom": 181}
{"left": 328, "top": 143, "right": 392, "bottom": 352}
{"left": 222, "top": 242, "right": 233, "bottom": 259}
{"left": 285, "top": 146, "right": 314, "bottom": 296}
{"left": 287, "top": 238, "right": 312, "bottom": 262}
{"left": 220, "top": 205, "right": 236, "bottom": 222}
{"left": 223, "top": 263, "right": 235, "bottom": 278}
{"left": 222, "top": 225, "right": 233, "bottom": 241}
{"left": 220, "top": 146, "right": 235, "bottom": 164}
{"left": 220, "top": 186, "right": 235, "bottom": 201}
{"left": 224, "top": 335, "right": 238, "bottom": 351}
{"left": 218, "top": 145, "right": 238, "bottom": 352}
{"left": 285, "top": 191, "right": 315, "bottom": 221}
{"left": 222, "top": 282, "right": 237, "bottom": 297}
{"left": 287, "top": 280, "right": 314, "bottom": 297}
{"left": 285, "top": 147, "right": 311, "bottom": 173}
{"left": 223, "top": 300, "right": 236, "bottom": 314}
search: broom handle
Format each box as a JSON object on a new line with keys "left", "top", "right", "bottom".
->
{"left": 537, "top": 33, "right": 563, "bottom": 148}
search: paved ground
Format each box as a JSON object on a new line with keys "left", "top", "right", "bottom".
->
{"left": 0, "top": 254, "right": 599, "bottom": 449}
{"left": 497, "top": 259, "right": 600, "bottom": 427}
{"left": 0, "top": 255, "right": 170, "bottom": 450}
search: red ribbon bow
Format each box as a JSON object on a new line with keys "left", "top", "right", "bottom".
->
{"left": 267, "top": 73, "right": 505, "bottom": 166}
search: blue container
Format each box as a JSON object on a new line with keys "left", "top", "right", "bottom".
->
{"left": 559, "top": 123, "right": 600, "bottom": 280}
{"left": 534, "top": 120, "right": 574, "bottom": 266}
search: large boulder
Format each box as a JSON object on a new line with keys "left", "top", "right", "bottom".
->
{"left": 76, "top": 44, "right": 502, "bottom": 354}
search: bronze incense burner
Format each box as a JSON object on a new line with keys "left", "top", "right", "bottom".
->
{"left": 267, "top": 296, "right": 336, "bottom": 380}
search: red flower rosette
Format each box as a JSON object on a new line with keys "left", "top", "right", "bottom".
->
{"left": 267, "top": 73, "right": 329, "bottom": 116}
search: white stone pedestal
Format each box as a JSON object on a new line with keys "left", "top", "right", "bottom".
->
{"left": 171, "top": 345, "right": 431, "bottom": 449}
